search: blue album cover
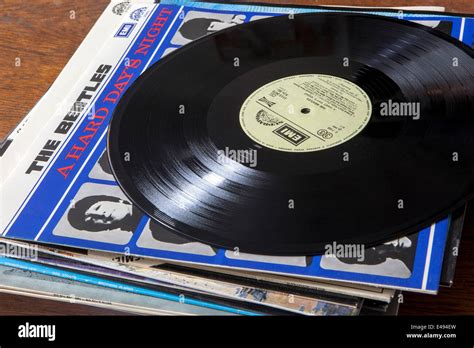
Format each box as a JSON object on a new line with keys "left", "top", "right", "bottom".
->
{"left": 2, "top": 0, "right": 472, "bottom": 292}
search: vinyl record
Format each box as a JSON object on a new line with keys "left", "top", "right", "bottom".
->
{"left": 108, "top": 12, "right": 474, "bottom": 255}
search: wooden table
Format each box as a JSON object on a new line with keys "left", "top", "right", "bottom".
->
{"left": 0, "top": 0, "right": 473, "bottom": 316}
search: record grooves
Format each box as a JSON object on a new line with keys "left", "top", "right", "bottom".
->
{"left": 108, "top": 12, "right": 474, "bottom": 255}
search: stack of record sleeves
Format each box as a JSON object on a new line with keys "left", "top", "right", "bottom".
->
{"left": 1, "top": 0, "right": 473, "bottom": 316}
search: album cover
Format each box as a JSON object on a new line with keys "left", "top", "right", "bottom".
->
{"left": 0, "top": 257, "right": 265, "bottom": 315}
{"left": 1, "top": 0, "right": 473, "bottom": 292}
{"left": 0, "top": 261, "right": 227, "bottom": 315}
{"left": 27, "top": 252, "right": 357, "bottom": 315}
{"left": 0, "top": 237, "right": 396, "bottom": 303}
{"left": 0, "top": 238, "right": 377, "bottom": 312}
{"left": 439, "top": 206, "right": 467, "bottom": 287}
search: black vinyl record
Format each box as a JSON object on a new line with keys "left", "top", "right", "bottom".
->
{"left": 108, "top": 12, "right": 474, "bottom": 255}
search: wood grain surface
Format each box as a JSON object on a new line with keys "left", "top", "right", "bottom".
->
{"left": 0, "top": 0, "right": 473, "bottom": 315}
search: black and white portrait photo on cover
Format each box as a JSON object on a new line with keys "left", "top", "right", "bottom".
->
{"left": 136, "top": 220, "right": 217, "bottom": 256}
{"left": 171, "top": 10, "right": 246, "bottom": 45}
{"left": 320, "top": 235, "right": 418, "bottom": 278}
{"left": 53, "top": 183, "right": 142, "bottom": 245}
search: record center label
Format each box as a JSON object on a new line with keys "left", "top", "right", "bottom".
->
{"left": 239, "top": 74, "right": 372, "bottom": 152}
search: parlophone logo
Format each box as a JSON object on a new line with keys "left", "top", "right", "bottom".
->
{"left": 255, "top": 109, "right": 282, "bottom": 126}
{"left": 112, "top": 1, "right": 131, "bottom": 16}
